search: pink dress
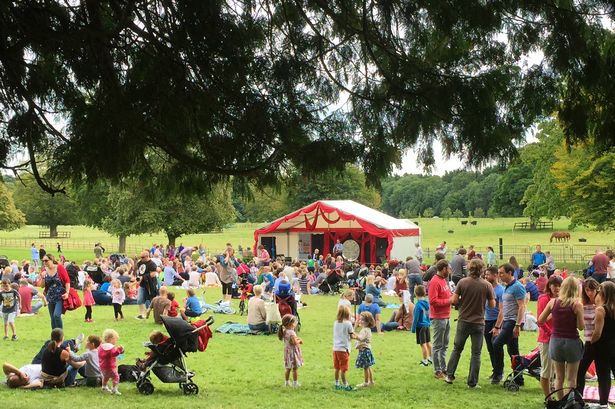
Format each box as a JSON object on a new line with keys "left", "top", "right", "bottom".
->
{"left": 83, "top": 289, "right": 95, "bottom": 306}
{"left": 283, "top": 329, "right": 303, "bottom": 369}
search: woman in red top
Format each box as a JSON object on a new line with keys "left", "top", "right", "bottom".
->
{"left": 536, "top": 275, "right": 562, "bottom": 398}
{"left": 42, "top": 254, "right": 70, "bottom": 330}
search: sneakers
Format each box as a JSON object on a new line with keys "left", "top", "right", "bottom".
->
{"left": 420, "top": 359, "right": 429, "bottom": 366}
{"left": 2, "top": 336, "right": 8, "bottom": 340}
{"left": 341, "top": 384, "right": 354, "bottom": 391}
{"left": 75, "top": 333, "right": 85, "bottom": 350}
{"left": 444, "top": 375, "right": 455, "bottom": 384}
{"left": 292, "top": 382, "right": 301, "bottom": 388}
{"left": 356, "top": 382, "right": 370, "bottom": 388}
{"left": 491, "top": 375, "right": 503, "bottom": 385}
{"left": 135, "top": 315, "right": 145, "bottom": 320}
{"left": 11, "top": 335, "right": 17, "bottom": 341}
{"left": 468, "top": 384, "right": 481, "bottom": 389}
{"left": 428, "top": 358, "right": 433, "bottom": 365}
{"left": 101, "top": 386, "right": 111, "bottom": 393}
{"left": 434, "top": 371, "right": 445, "bottom": 379}
{"left": 111, "top": 387, "right": 121, "bottom": 395}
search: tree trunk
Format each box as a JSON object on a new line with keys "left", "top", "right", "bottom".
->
{"left": 167, "top": 232, "right": 178, "bottom": 247}
{"left": 49, "top": 224, "right": 58, "bottom": 238}
{"left": 118, "top": 235, "right": 127, "bottom": 253}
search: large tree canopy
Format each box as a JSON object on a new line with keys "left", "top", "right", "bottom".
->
{"left": 1, "top": 1, "right": 615, "bottom": 193}
{"left": 0, "top": 180, "right": 25, "bottom": 231}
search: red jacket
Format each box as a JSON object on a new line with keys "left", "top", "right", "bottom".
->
{"left": 428, "top": 274, "right": 451, "bottom": 319}
{"left": 98, "top": 343, "right": 124, "bottom": 372}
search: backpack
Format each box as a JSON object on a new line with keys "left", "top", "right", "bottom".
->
{"left": 118, "top": 364, "right": 139, "bottom": 382}
{"left": 545, "top": 388, "right": 584, "bottom": 409}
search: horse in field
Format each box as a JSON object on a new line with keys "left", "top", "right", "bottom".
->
{"left": 550, "top": 231, "right": 571, "bottom": 242}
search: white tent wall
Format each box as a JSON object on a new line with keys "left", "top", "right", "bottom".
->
{"left": 390, "top": 236, "right": 421, "bottom": 261}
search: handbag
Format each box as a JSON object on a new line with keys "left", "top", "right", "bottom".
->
{"left": 62, "top": 287, "right": 83, "bottom": 313}
{"left": 544, "top": 388, "right": 585, "bottom": 409}
{"left": 265, "top": 301, "right": 282, "bottom": 324}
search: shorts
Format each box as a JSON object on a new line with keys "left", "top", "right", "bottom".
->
{"left": 221, "top": 281, "right": 233, "bottom": 295}
{"left": 549, "top": 337, "right": 584, "bottom": 363}
{"left": 3, "top": 312, "right": 16, "bottom": 324}
{"left": 539, "top": 342, "right": 553, "bottom": 379}
{"left": 416, "top": 326, "right": 431, "bottom": 345}
{"left": 40, "top": 370, "right": 67, "bottom": 387}
{"left": 333, "top": 351, "right": 349, "bottom": 372}
{"left": 137, "top": 287, "right": 147, "bottom": 304}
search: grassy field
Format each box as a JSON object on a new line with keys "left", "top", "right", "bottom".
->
{"left": 0, "top": 287, "right": 561, "bottom": 409}
{"left": 1, "top": 218, "right": 613, "bottom": 267}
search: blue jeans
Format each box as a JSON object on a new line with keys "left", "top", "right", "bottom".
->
{"left": 48, "top": 300, "right": 63, "bottom": 329}
{"left": 592, "top": 273, "right": 608, "bottom": 283}
{"left": 248, "top": 322, "right": 270, "bottom": 333}
{"left": 484, "top": 320, "right": 497, "bottom": 376}
{"left": 31, "top": 301, "right": 44, "bottom": 314}
{"left": 408, "top": 274, "right": 423, "bottom": 303}
{"left": 381, "top": 321, "right": 400, "bottom": 332}
{"left": 492, "top": 320, "right": 522, "bottom": 382}
{"left": 65, "top": 365, "right": 80, "bottom": 386}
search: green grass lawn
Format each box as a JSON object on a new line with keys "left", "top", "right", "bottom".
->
{"left": 0, "top": 287, "right": 557, "bottom": 409}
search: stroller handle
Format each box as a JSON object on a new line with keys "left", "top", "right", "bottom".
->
{"left": 191, "top": 316, "right": 215, "bottom": 333}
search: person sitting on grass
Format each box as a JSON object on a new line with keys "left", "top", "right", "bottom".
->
{"left": 145, "top": 286, "right": 171, "bottom": 325}
{"left": 357, "top": 294, "right": 382, "bottom": 334}
{"left": 180, "top": 288, "right": 203, "bottom": 320}
{"left": 69, "top": 335, "right": 102, "bottom": 387}
{"left": 248, "top": 285, "right": 269, "bottom": 333}
{"left": 167, "top": 292, "right": 180, "bottom": 318}
{"left": 18, "top": 278, "right": 44, "bottom": 315}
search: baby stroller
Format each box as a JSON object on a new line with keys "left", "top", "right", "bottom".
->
{"left": 503, "top": 346, "right": 541, "bottom": 392}
{"left": 136, "top": 315, "right": 214, "bottom": 396}
{"left": 238, "top": 279, "right": 254, "bottom": 316}
{"left": 319, "top": 270, "right": 342, "bottom": 295}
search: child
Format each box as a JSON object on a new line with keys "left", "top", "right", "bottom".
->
{"left": 167, "top": 292, "right": 179, "bottom": 318}
{"left": 70, "top": 335, "right": 102, "bottom": 386}
{"left": 180, "top": 288, "right": 203, "bottom": 320}
{"left": 355, "top": 311, "right": 376, "bottom": 387}
{"left": 83, "top": 280, "right": 95, "bottom": 323}
{"left": 333, "top": 305, "right": 356, "bottom": 391}
{"left": 411, "top": 285, "right": 432, "bottom": 366}
{"left": 1, "top": 280, "right": 20, "bottom": 341}
{"left": 122, "top": 282, "right": 133, "bottom": 300}
{"left": 137, "top": 330, "right": 171, "bottom": 369}
{"left": 278, "top": 314, "right": 303, "bottom": 387}
{"left": 128, "top": 279, "right": 138, "bottom": 299}
{"left": 111, "top": 279, "right": 125, "bottom": 321}
{"left": 338, "top": 290, "right": 354, "bottom": 308}
{"left": 98, "top": 329, "right": 124, "bottom": 395}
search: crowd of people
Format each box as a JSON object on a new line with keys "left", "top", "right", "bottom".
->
{"left": 2, "top": 240, "right": 615, "bottom": 408}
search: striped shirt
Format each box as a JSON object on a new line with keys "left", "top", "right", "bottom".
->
{"left": 583, "top": 304, "right": 596, "bottom": 342}
{"left": 298, "top": 277, "right": 309, "bottom": 294}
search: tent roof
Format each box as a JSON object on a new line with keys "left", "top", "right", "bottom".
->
{"left": 255, "top": 200, "right": 419, "bottom": 234}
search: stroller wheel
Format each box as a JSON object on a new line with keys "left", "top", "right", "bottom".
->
{"left": 137, "top": 380, "right": 155, "bottom": 395}
{"left": 506, "top": 383, "right": 520, "bottom": 392}
{"left": 182, "top": 382, "right": 199, "bottom": 395}
{"left": 503, "top": 380, "right": 510, "bottom": 388}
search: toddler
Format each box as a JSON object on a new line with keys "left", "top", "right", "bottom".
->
{"left": 98, "top": 329, "right": 124, "bottom": 395}
{"left": 83, "top": 280, "right": 95, "bottom": 323}
{"left": 411, "top": 285, "right": 432, "bottom": 366}
{"left": 167, "top": 292, "right": 179, "bottom": 318}
{"left": 111, "top": 279, "right": 125, "bottom": 321}
{"left": 278, "top": 314, "right": 303, "bottom": 387}
{"left": 333, "top": 305, "right": 355, "bottom": 391}
{"left": 1, "top": 280, "right": 20, "bottom": 341}
{"left": 355, "top": 311, "right": 376, "bottom": 387}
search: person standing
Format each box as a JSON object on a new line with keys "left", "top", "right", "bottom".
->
{"left": 483, "top": 266, "right": 504, "bottom": 381}
{"left": 591, "top": 250, "right": 610, "bottom": 284}
{"left": 93, "top": 243, "right": 104, "bottom": 259}
{"left": 405, "top": 256, "right": 423, "bottom": 303}
{"left": 220, "top": 247, "right": 240, "bottom": 303}
{"left": 135, "top": 250, "right": 158, "bottom": 320}
{"left": 333, "top": 240, "right": 344, "bottom": 258}
{"left": 575, "top": 278, "right": 600, "bottom": 398}
{"left": 450, "top": 248, "right": 467, "bottom": 285}
{"left": 491, "top": 263, "right": 527, "bottom": 385}
{"left": 445, "top": 259, "right": 495, "bottom": 388}
{"left": 467, "top": 245, "right": 476, "bottom": 261}
{"left": 537, "top": 275, "right": 563, "bottom": 399}
{"left": 531, "top": 245, "right": 547, "bottom": 270}
{"left": 428, "top": 260, "right": 452, "bottom": 379}
{"left": 415, "top": 243, "right": 423, "bottom": 265}
{"left": 41, "top": 255, "right": 70, "bottom": 330}
{"left": 591, "top": 281, "right": 615, "bottom": 409}
{"left": 38, "top": 245, "right": 46, "bottom": 263}
{"left": 56, "top": 242, "right": 62, "bottom": 254}
{"left": 30, "top": 243, "right": 39, "bottom": 269}
{"left": 538, "top": 277, "right": 584, "bottom": 400}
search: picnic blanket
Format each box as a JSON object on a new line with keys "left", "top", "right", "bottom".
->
{"left": 200, "top": 302, "right": 235, "bottom": 314}
{"left": 215, "top": 322, "right": 270, "bottom": 335}
{"left": 385, "top": 303, "right": 400, "bottom": 309}
{"left": 583, "top": 386, "right": 615, "bottom": 403}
